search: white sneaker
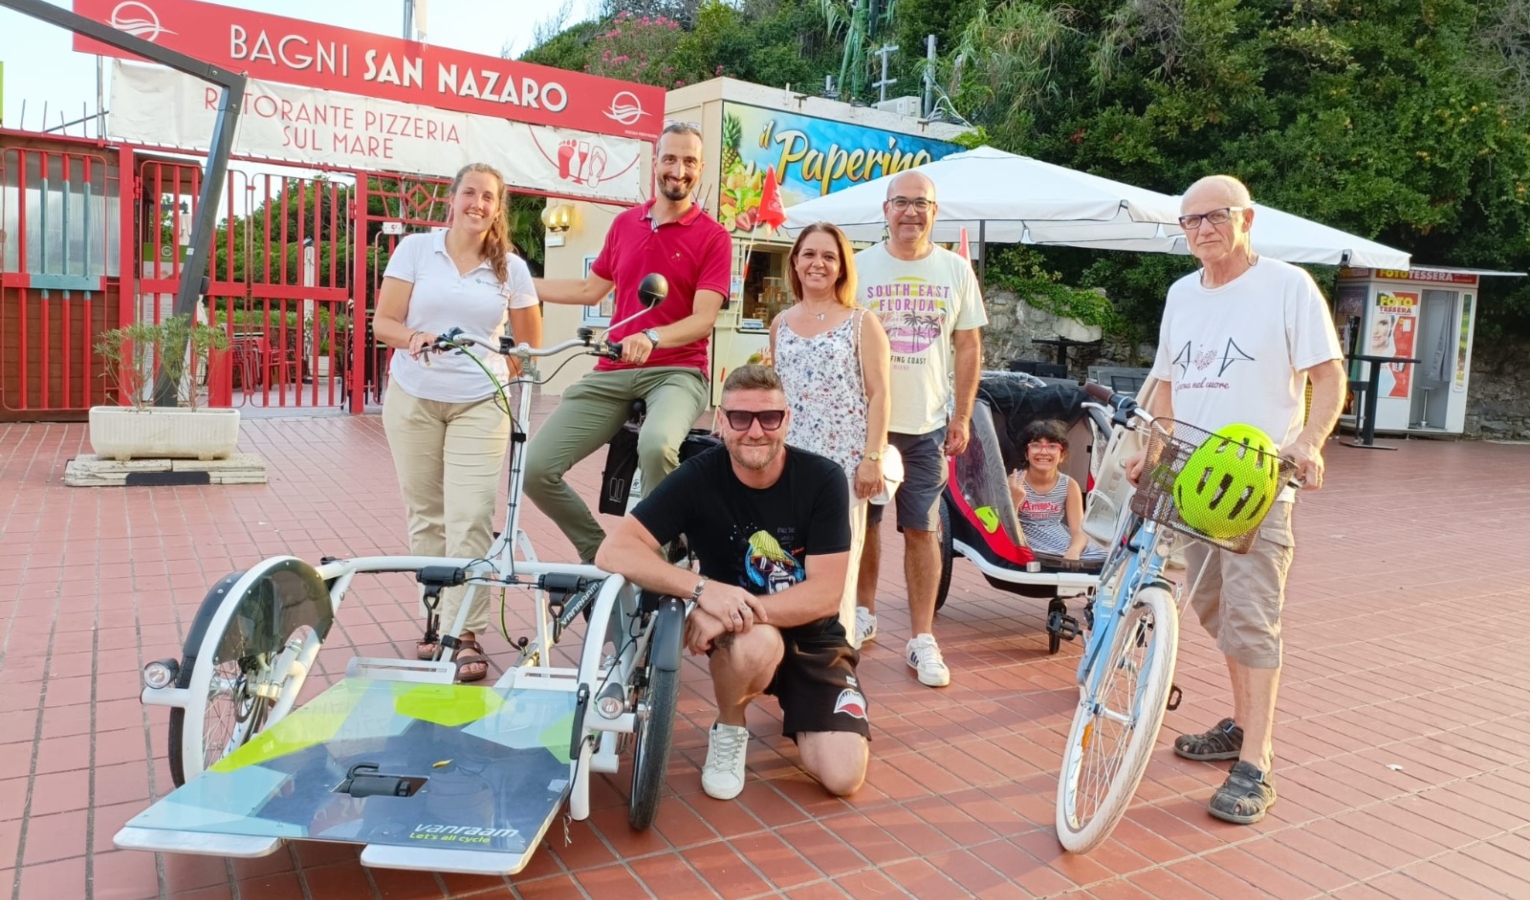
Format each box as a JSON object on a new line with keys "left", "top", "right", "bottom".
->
{"left": 854, "top": 607, "right": 878, "bottom": 645}
{"left": 906, "top": 633, "right": 951, "bottom": 687}
{"left": 701, "top": 722, "right": 749, "bottom": 800}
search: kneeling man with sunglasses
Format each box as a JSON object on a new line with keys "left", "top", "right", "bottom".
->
{"left": 596, "top": 364, "right": 869, "bottom": 800}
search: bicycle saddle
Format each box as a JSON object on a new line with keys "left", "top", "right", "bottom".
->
{"left": 629, "top": 399, "right": 647, "bottom": 421}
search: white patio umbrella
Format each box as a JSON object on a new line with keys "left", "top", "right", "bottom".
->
{"left": 782, "top": 145, "right": 1411, "bottom": 269}
{"left": 781, "top": 146, "right": 1182, "bottom": 245}
{"left": 1057, "top": 203, "right": 1411, "bottom": 269}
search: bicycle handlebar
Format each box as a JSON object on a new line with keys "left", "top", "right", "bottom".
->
{"left": 433, "top": 327, "right": 621, "bottom": 361}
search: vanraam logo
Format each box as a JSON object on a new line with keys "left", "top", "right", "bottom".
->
{"left": 603, "top": 90, "right": 648, "bottom": 127}
{"left": 110, "top": 1, "right": 176, "bottom": 42}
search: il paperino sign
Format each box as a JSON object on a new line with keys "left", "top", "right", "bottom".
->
{"left": 73, "top": 0, "right": 665, "bottom": 141}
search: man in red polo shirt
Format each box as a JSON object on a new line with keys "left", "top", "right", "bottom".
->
{"left": 528, "top": 122, "right": 732, "bottom": 562}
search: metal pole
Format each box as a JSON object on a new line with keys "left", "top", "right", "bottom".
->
{"left": 154, "top": 81, "right": 243, "bottom": 405}
{"left": 977, "top": 220, "right": 986, "bottom": 285}
{"left": 924, "top": 35, "right": 936, "bottom": 118}
{"left": 95, "top": 55, "right": 105, "bottom": 137}
{"left": 403, "top": 0, "right": 415, "bottom": 40}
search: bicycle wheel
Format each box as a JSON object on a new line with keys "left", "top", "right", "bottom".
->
{"left": 628, "top": 598, "right": 683, "bottom": 830}
{"left": 169, "top": 559, "right": 333, "bottom": 787}
{"left": 934, "top": 497, "right": 954, "bottom": 612}
{"left": 1055, "top": 584, "right": 1178, "bottom": 852}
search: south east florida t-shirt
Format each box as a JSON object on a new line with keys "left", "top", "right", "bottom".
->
{"left": 1149, "top": 257, "right": 1343, "bottom": 449}
{"left": 631, "top": 445, "right": 851, "bottom": 630}
{"left": 855, "top": 243, "right": 989, "bottom": 436}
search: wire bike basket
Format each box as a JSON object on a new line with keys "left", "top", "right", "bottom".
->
{"left": 1130, "top": 419, "right": 1300, "bottom": 554}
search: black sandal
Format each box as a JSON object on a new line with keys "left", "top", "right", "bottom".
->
{"left": 1209, "top": 761, "right": 1277, "bottom": 824}
{"left": 1174, "top": 717, "right": 1243, "bottom": 761}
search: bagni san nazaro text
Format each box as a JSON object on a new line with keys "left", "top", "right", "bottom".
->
{"left": 203, "top": 89, "right": 463, "bottom": 160}
{"left": 229, "top": 26, "right": 569, "bottom": 113}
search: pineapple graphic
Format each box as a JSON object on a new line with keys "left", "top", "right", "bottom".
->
{"left": 721, "top": 112, "right": 743, "bottom": 174}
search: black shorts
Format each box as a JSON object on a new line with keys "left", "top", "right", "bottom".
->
{"left": 764, "top": 619, "right": 870, "bottom": 741}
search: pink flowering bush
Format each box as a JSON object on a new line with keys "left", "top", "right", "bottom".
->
{"left": 582, "top": 11, "right": 690, "bottom": 86}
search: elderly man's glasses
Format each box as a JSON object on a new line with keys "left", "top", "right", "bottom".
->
{"left": 887, "top": 197, "right": 934, "bottom": 212}
{"left": 722, "top": 409, "right": 786, "bottom": 431}
{"left": 1178, "top": 207, "right": 1242, "bottom": 230}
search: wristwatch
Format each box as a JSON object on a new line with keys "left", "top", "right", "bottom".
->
{"left": 642, "top": 328, "right": 661, "bottom": 348}
{"left": 864, "top": 450, "right": 883, "bottom": 463}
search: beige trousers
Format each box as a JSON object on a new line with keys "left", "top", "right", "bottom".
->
{"left": 383, "top": 385, "right": 509, "bottom": 636}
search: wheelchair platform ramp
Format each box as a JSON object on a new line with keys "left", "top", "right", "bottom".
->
{"left": 115, "top": 678, "right": 577, "bottom": 875}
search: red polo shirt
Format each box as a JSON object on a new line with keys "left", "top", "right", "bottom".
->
{"left": 591, "top": 198, "right": 732, "bottom": 373}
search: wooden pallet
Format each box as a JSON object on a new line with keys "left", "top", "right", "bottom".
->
{"left": 64, "top": 453, "right": 268, "bottom": 486}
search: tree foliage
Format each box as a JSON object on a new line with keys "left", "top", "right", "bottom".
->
{"left": 522, "top": 0, "right": 1530, "bottom": 340}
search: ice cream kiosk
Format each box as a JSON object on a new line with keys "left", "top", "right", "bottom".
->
{"left": 1333, "top": 266, "right": 1515, "bottom": 437}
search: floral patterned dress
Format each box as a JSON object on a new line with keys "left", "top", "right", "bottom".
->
{"left": 775, "top": 311, "right": 868, "bottom": 476}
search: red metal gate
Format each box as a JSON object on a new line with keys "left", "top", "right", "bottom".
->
{"left": 137, "top": 159, "right": 355, "bottom": 409}
{"left": 0, "top": 139, "right": 127, "bottom": 419}
{"left": 352, "top": 171, "right": 454, "bottom": 410}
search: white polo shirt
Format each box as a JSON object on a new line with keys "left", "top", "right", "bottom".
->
{"left": 383, "top": 230, "right": 539, "bottom": 403}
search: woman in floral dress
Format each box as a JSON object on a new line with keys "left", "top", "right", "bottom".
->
{"left": 770, "top": 223, "right": 891, "bottom": 647}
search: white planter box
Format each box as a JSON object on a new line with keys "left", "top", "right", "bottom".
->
{"left": 89, "top": 407, "right": 242, "bottom": 461}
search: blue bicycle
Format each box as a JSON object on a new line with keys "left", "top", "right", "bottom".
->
{"left": 1055, "top": 381, "right": 1297, "bottom": 852}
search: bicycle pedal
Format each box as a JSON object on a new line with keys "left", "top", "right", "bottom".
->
{"left": 1166, "top": 683, "right": 1183, "bottom": 712}
{"left": 1046, "top": 610, "right": 1081, "bottom": 641}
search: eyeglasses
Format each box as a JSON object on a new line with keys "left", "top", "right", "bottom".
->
{"left": 1177, "top": 207, "right": 1242, "bottom": 231}
{"left": 721, "top": 409, "right": 786, "bottom": 432}
{"left": 1028, "top": 439, "right": 1064, "bottom": 450}
{"left": 887, "top": 197, "right": 934, "bottom": 212}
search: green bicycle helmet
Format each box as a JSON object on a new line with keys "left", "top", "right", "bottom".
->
{"left": 1172, "top": 423, "right": 1281, "bottom": 540}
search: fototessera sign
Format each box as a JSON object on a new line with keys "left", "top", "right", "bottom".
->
{"left": 73, "top": 0, "right": 666, "bottom": 142}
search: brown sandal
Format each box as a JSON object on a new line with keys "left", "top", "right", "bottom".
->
{"left": 452, "top": 639, "right": 490, "bottom": 683}
{"left": 417, "top": 640, "right": 438, "bottom": 661}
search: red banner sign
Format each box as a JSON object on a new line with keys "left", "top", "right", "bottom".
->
{"left": 72, "top": 0, "right": 665, "bottom": 141}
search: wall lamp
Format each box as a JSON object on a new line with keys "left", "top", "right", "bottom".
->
{"left": 541, "top": 203, "right": 578, "bottom": 234}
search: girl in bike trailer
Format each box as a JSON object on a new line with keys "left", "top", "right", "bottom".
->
{"left": 373, "top": 162, "right": 544, "bottom": 683}
{"left": 1009, "top": 419, "right": 1106, "bottom": 564}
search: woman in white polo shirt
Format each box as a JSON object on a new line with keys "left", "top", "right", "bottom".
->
{"left": 374, "top": 162, "right": 543, "bottom": 682}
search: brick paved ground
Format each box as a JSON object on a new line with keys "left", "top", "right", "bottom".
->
{"left": 2, "top": 402, "right": 1529, "bottom": 899}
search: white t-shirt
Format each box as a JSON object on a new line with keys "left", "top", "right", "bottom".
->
{"left": 384, "top": 230, "right": 539, "bottom": 403}
{"left": 855, "top": 243, "right": 989, "bottom": 435}
{"left": 1149, "top": 257, "right": 1342, "bottom": 449}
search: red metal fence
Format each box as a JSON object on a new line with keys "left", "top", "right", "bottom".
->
{"left": 1, "top": 129, "right": 536, "bottom": 420}
{"left": 0, "top": 141, "right": 126, "bottom": 418}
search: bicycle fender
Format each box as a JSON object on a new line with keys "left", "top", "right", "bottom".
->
{"left": 178, "top": 571, "right": 247, "bottom": 661}
{"left": 651, "top": 598, "right": 686, "bottom": 673}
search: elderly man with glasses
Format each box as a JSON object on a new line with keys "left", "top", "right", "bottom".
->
{"left": 851, "top": 170, "right": 989, "bottom": 688}
{"left": 1128, "top": 174, "right": 1345, "bottom": 825}
{"left": 597, "top": 364, "right": 870, "bottom": 802}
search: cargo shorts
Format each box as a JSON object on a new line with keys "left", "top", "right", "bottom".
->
{"left": 1181, "top": 501, "right": 1296, "bottom": 669}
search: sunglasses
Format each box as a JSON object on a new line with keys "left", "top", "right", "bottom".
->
{"left": 721, "top": 409, "right": 786, "bottom": 432}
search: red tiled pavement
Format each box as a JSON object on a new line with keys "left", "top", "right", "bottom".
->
{"left": 3, "top": 405, "right": 1530, "bottom": 899}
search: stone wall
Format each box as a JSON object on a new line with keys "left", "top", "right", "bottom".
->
{"left": 1464, "top": 338, "right": 1530, "bottom": 440}
{"left": 980, "top": 288, "right": 1530, "bottom": 440}
{"left": 980, "top": 289, "right": 1108, "bottom": 373}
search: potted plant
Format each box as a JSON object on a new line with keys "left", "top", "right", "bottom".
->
{"left": 90, "top": 314, "right": 241, "bottom": 461}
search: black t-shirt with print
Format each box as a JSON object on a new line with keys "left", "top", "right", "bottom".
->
{"left": 631, "top": 444, "right": 851, "bottom": 629}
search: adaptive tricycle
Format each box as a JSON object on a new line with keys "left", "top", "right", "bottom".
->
{"left": 115, "top": 283, "right": 698, "bottom": 876}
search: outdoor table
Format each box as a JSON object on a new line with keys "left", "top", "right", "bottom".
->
{"left": 1031, "top": 337, "right": 1098, "bottom": 368}
{"left": 1345, "top": 354, "right": 1420, "bottom": 450}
